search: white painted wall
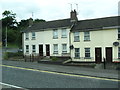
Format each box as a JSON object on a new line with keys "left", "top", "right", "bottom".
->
{"left": 71, "top": 29, "right": 119, "bottom": 62}
{"left": 23, "top": 27, "right": 70, "bottom": 57}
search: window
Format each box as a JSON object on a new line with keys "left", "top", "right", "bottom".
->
{"left": 53, "top": 44, "right": 58, "bottom": 54}
{"left": 26, "top": 45, "right": 29, "bottom": 53}
{"left": 75, "top": 48, "right": 80, "bottom": 58}
{"left": 62, "top": 44, "right": 67, "bottom": 53}
{"left": 118, "top": 47, "right": 120, "bottom": 58}
{"left": 85, "top": 48, "right": 90, "bottom": 58}
{"left": 74, "top": 32, "right": 80, "bottom": 42}
{"left": 53, "top": 29, "right": 58, "bottom": 39}
{"left": 32, "top": 45, "right": 36, "bottom": 53}
{"left": 61, "top": 29, "right": 67, "bottom": 38}
{"left": 84, "top": 31, "right": 90, "bottom": 41}
{"left": 25, "top": 33, "right": 29, "bottom": 40}
{"left": 118, "top": 29, "right": 120, "bottom": 39}
{"left": 32, "top": 32, "right": 36, "bottom": 40}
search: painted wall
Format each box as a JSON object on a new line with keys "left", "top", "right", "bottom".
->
{"left": 23, "top": 28, "right": 70, "bottom": 57}
{"left": 70, "top": 29, "right": 119, "bottom": 62}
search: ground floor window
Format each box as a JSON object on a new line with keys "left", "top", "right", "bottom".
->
{"left": 32, "top": 45, "right": 36, "bottom": 53}
{"left": 53, "top": 44, "right": 58, "bottom": 54}
{"left": 118, "top": 47, "right": 120, "bottom": 58}
{"left": 26, "top": 45, "right": 29, "bottom": 53}
{"left": 75, "top": 48, "right": 80, "bottom": 58}
{"left": 85, "top": 48, "right": 90, "bottom": 58}
{"left": 62, "top": 44, "right": 67, "bottom": 53}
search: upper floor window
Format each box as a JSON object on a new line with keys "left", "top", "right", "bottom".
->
{"left": 75, "top": 48, "right": 80, "bottom": 58}
{"left": 26, "top": 45, "right": 29, "bottom": 53}
{"left": 25, "top": 33, "right": 29, "bottom": 40}
{"left": 61, "top": 29, "right": 67, "bottom": 38}
{"left": 74, "top": 32, "right": 80, "bottom": 42}
{"left": 62, "top": 44, "right": 67, "bottom": 53}
{"left": 118, "top": 47, "right": 120, "bottom": 59}
{"left": 32, "top": 32, "right": 36, "bottom": 40}
{"left": 84, "top": 31, "right": 90, "bottom": 41}
{"left": 53, "top": 29, "right": 58, "bottom": 39}
{"left": 118, "top": 29, "right": 120, "bottom": 40}
{"left": 85, "top": 48, "right": 90, "bottom": 58}
{"left": 32, "top": 45, "right": 36, "bottom": 53}
{"left": 53, "top": 44, "right": 58, "bottom": 54}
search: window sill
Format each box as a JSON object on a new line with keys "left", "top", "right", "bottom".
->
{"left": 84, "top": 57, "right": 91, "bottom": 59}
{"left": 74, "top": 57, "right": 80, "bottom": 59}
{"left": 74, "top": 40, "right": 80, "bottom": 42}
{"left": 61, "top": 37, "right": 67, "bottom": 38}
{"left": 53, "top": 53, "right": 58, "bottom": 54}
{"left": 84, "top": 40, "right": 90, "bottom": 42}
{"left": 53, "top": 37, "right": 58, "bottom": 39}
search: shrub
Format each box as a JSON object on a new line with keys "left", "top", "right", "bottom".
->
{"left": 51, "top": 57, "right": 58, "bottom": 61}
{"left": 4, "top": 52, "right": 23, "bottom": 59}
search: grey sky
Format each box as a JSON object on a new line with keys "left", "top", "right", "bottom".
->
{"left": 0, "top": 0, "right": 119, "bottom": 22}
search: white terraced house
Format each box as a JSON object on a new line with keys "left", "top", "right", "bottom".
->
{"left": 22, "top": 10, "right": 78, "bottom": 58}
{"left": 22, "top": 10, "right": 120, "bottom": 63}
{"left": 70, "top": 16, "right": 120, "bottom": 63}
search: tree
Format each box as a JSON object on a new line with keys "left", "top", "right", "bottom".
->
{"left": 2, "top": 10, "right": 17, "bottom": 28}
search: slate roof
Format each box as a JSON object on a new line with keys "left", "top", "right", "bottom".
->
{"left": 71, "top": 16, "right": 120, "bottom": 32}
{"left": 23, "top": 18, "right": 72, "bottom": 32}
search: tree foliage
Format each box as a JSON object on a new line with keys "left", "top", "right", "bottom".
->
{"left": 1, "top": 10, "right": 46, "bottom": 48}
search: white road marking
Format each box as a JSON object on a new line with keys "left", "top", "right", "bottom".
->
{"left": 0, "top": 82, "right": 28, "bottom": 89}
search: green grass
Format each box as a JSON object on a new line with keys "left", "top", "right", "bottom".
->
{"left": 3, "top": 43, "right": 21, "bottom": 48}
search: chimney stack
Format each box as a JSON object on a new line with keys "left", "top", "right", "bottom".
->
{"left": 29, "top": 18, "right": 33, "bottom": 27}
{"left": 70, "top": 9, "right": 78, "bottom": 22}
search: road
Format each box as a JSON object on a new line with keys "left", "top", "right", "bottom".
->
{"left": 1, "top": 64, "right": 119, "bottom": 88}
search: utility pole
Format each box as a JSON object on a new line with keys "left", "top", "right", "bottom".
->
{"left": 5, "top": 26, "right": 7, "bottom": 48}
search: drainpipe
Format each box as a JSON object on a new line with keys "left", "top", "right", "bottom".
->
{"left": 69, "top": 24, "right": 74, "bottom": 61}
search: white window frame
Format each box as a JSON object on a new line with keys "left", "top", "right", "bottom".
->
{"left": 118, "top": 29, "right": 120, "bottom": 40}
{"left": 53, "top": 44, "right": 58, "bottom": 54}
{"left": 74, "top": 48, "right": 80, "bottom": 58}
{"left": 85, "top": 48, "right": 90, "bottom": 58}
{"left": 62, "top": 44, "right": 67, "bottom": 53}
{"left": 25, "top": 33, "right": 29, "bottom": 40}
{"left": 53, "top": 29, "right": 58, "bottom": 39}
{"left": 61, "top": 29, "right": 67, "bottom": 38}
{"left": 84, "top": 31, "right": 90, "bottom": 41}
{"left": 26, "top": 45, "right": 29, "bottom": 53}
{"left": 32, "top": 32, "right": 36, "bottom": 40}
{"left": 118, "top": 47, "right": 120, "bottom": 59}
{"left": 32, "top": 45, "right": 36, "bottom": 53}
{"left": 74, "top": 32, "right": 80, "bottom": 42}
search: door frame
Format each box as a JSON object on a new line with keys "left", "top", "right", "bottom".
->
{"left": 105, "top": 47, "right": 112, "bottom": 63}
{"left": 95, "top": 47, "right": 102, "bottom": 63}
{"left": 39, "top": 44, "right": 43, "bottom": 56}
{"left": 46, "top": 44, "right": 50, "bottom": 56}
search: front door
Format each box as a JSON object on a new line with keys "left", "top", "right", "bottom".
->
{"left": 46, "top": 45, "right": 50, "bottom": 56}
{"left": 39, "top": 45, "right": 43, "bottom": 56}
{"left": 95, "top": 48, "right": 102, "bottom": 63}
{"left": 106, "top": 47, "right": 112, "bottom": 63}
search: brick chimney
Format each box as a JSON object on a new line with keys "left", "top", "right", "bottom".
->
{"left": 70, "top": 9, "right": 78, "bottom": 22}
{"left": 29, "top": 18, "right": 33, "bottom": 27}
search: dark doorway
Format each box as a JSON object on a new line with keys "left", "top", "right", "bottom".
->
{"left": 95, "top": 48, "right": 102, "bottom": 63}
{"left": 106, "top": 47, "right": 112, "bottom": 63}
{"left": 39, "top": 45, "right": 43, "bottom": 56}
{"left": 46, "top": 45, "right": 50, "bottom": 56}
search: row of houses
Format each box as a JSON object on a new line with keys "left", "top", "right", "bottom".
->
{"left": 22, "top": 10, "right": 120, "bottom": 63}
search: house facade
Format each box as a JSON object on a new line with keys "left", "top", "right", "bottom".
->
{"left": 22, "top": 10, "right": 78, "bottom": 57}
{"left": 70, "top": 16, "right": 120, "bottom": 63}
{"left": 22, "top": 11, "right": 120, "bottom": 63}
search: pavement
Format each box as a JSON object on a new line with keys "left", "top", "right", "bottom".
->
{"left": 2, "top": 60, "right": 120, "bottom": 80}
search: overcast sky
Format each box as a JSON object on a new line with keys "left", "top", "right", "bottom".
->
{"left": 0, "top": 0, "right": 120, "bottom": 22}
